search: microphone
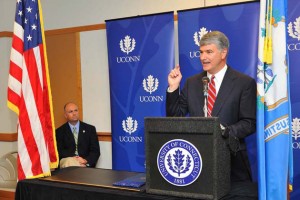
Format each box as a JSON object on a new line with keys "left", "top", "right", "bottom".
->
{"left": 202, "top": 76, "right": 210, "bottom": 97}
{"left": 202, "top": 76, "right": 209, "bottom": 117}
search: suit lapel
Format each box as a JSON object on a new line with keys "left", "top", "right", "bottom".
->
{"left": 212, "top": 67, "right": 236, "bottom": 116}
{"left": 196, "top": 73, "right": 205, "bottom": 107}
{"left": 65, "top": 123, "right": 74, "bottom": 140}
{"left": 193, "top": 72, "right": 207, "bottom": 116}
{"left": 78, "top": 121, "right": 84, "bottom": 144}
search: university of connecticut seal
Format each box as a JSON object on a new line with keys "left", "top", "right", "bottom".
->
{"left": 157, "top": 139, "right": 202, "bottom": 186}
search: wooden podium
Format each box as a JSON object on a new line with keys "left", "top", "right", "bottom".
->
{"left": 145, "top": 117, "right": 230, "bottom": 200}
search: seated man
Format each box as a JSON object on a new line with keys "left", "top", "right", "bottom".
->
{"left": 56, "top": 102, "right": 100, "bottom": 168}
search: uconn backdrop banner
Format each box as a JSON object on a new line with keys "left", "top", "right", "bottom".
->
{"left": 177, "top": 2, "right": 260, "bottom": 178}
{"left": 106, "top": 12, "right": 174, "bottom": 172}
{"left": 288, "top": 0, "right": 300, "bottom": 199}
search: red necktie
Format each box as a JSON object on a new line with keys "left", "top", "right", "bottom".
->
{"left": 207, "top": 75, "right": 216, "bottom": 117}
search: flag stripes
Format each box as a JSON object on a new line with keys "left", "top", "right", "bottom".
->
{"left": 7, "top": 0, "right": 58, "bottom": 180}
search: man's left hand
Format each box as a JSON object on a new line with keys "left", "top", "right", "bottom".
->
{"left": 75, "top": 156, "right": 87, "bottom": 167}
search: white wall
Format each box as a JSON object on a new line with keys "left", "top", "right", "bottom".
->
{"left": 1, "top": 0, "right": 253, "bottom": 31}
{"left": 40, "top": 0, "right": 205, "bottom": 30}
{"left": 0, "top": 0, "right": 253, "bottom": 168}
{"left": 80, "top": 30, "right": 112, "bottom": 168}
{"left": 0, "top": 38, "right": 18, "bottom": 133}
{"left": 0, "top": 142, "right": 18, "bottom": 157}
{"left": 80, "top": 30, "right": 111, "bottom": 132}
{"left": 0, "top": 37, "right": 18, "bottom": 157}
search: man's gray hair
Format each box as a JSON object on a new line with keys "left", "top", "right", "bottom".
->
{"left": 200, "top": 31, "right": 229, "bottom": 51}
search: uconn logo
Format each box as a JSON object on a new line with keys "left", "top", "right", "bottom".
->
{"left": 140, "top": 75, "right": 164, "bottom": 103}
{"left": 189, "top": 27, "right": 211, "bottom": 59}
{"left": 119, "top": 116, "right": 142, "bottom": 143}
{"left": 157, "top": 139, "right": 202, "bottom": 186}
{"left": 117, "top": 35, "right": 141, "bottom": 63}
{"left": 292, "top": 118, "right": 300, "bottom": 149}
{"left": 287, "top": 17, "right": 300, "bottom": 51}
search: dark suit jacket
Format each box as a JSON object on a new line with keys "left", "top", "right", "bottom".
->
{"left": 56, "top": 121, "right": 100, "bottom": 167}
{"left": 166, "top": 66, "right": 256, "bottom": 182}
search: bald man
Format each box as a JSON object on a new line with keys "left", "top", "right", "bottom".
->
{"left": 56, "top": 102, "right": 100, "bottom": 168}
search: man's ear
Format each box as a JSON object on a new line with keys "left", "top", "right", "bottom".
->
{"left": 221, "top": 48, "right": 228, "bottom": 59}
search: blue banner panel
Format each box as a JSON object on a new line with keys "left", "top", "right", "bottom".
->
{"left": 106, "top": 12, "right": 174, "bottom": 172}
{"left": 178, "top": 2, "right": 260, "bottom": 179}
{"left": 287, "top": 0, "right": 300, "bottom": 198}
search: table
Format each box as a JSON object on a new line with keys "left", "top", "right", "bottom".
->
{"left": 15, "top": 167, "right": 257, "bottom": 200}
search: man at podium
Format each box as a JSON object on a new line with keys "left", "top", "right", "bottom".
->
{"left": 166, "top": 31, "right": 256, "bottom": 198}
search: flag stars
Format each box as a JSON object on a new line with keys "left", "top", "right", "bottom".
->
{"left": 17, "top": 0, "right": 21, "bottom": 3}
{"left": 26, "top": 6, "right": 32, "bottom": 13}
{"left": 31, "top": 24, "right": 37, "bottom": 30}
{"left": 27, "top": 35, "right": 32, "bottom": 41}
{"left": 18, "top": 10, "right": 23, "bottom": 17}
{"left": 24, "top": 18, "right": 28, "bottom": 24}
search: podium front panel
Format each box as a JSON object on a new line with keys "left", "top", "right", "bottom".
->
{"left": 145, "top": 117, "right": 230, "bottom": 200}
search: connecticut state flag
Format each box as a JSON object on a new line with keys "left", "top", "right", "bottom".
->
{"left": 256, "top": 0, "right": 293, "bottom": 199}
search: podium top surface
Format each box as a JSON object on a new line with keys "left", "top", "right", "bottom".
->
{"left": 145, "top": 117, "right": 219, "bottom": 121}
{"left": 144, "top": 117, "right": 221, "bottom": 134}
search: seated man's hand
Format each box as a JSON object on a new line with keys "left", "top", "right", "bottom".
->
{"left": 74, "top": 156, "right": 87, "bottom": 167}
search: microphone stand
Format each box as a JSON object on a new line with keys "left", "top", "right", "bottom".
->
{"left": 202, "top": 76, "right": 209, "bottom": 117}
{"left": 203, "top": 90, "right": 208, "bottom": 117}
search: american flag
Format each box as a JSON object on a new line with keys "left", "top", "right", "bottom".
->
{"left": 7, "top": 0, "right": 58, "bottom": 180}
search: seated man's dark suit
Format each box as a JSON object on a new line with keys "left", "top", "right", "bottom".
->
{"left": 166, "top": 66, "right": 256, "bottom": 182}
{"left": 56, "top": 121, "right": 100, "bottom": 167}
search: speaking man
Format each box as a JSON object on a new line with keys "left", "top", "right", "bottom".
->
{"left": 167, "top": 31, "right": 257, "bottom": 199}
